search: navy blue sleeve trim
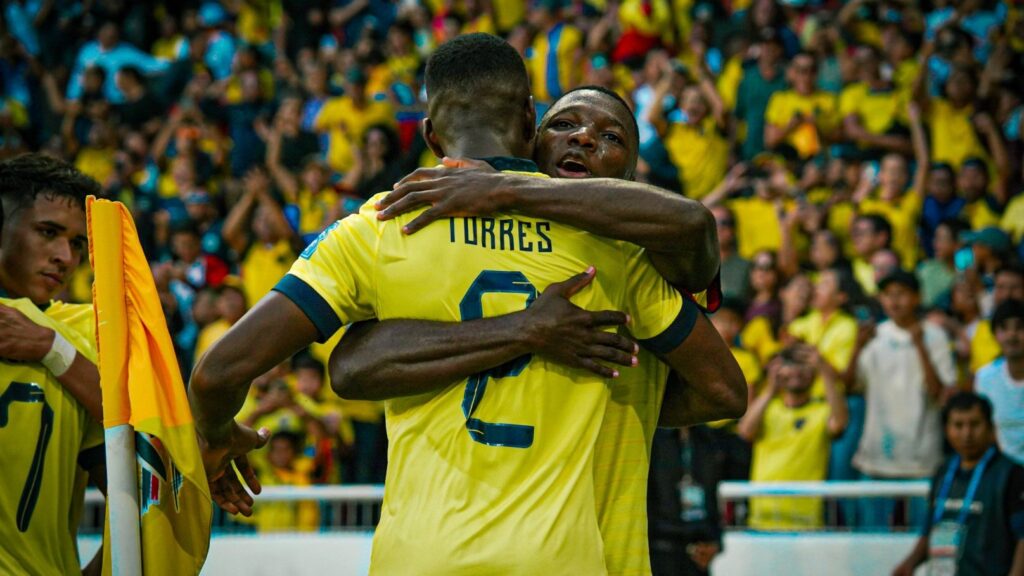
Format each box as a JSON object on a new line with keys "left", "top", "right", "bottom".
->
{"left": 273, "top": 274, "right": 343, "bottom": 343}
{"left": 639, "top": 298, "right": 700, "bottom": 356}
{"left": 78, "top": 444, "right": 105, "bottom": 470}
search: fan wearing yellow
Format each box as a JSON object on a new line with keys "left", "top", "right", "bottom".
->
{"left": 764, "top": 53, "right": 838, "bottom": 159}
{"left": 313, "top": 69, "right": 396, "bottom": 173}
{"left": 648, "top": 63, "right": 728, "bottom": 200}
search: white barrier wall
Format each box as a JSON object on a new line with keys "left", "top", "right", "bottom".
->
{"left": 81, "top": 531, "right": 919, "bottom": 576}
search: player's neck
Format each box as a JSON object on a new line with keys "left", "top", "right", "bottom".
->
{"left": 444, "top": 133, "right": 526, "bottom": 161}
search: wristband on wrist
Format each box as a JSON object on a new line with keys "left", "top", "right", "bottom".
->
{"left": 41, "top": 331, "right": 76, "bottom": 378}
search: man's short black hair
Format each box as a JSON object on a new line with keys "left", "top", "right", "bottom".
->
{"left": 992, "top": 299, "right": 1024, "bottom": 332}
{"left": 270, "top": 430, "right": 304, "bottom": 453}
{"left": 550, "top": 85, "right": 640, "bottom": 148}
{"left": 857, "top": 213, "right": 893, "bottom": 247}
{"left": 424, "top": 33, "right": 530, "bottom": 140}
{"left": 942, "top": 391, "right": 994, "bottom": 427}
{"left": 0, "top": 154, "right": 99, "bottom": 224}
{"left": 877, "top": 269, "right": 920, "bottom": 293}
{"left": 930, "top": 161, "right": 956, "bottom": 180}
{"left": 292, "top": 353, "right": 326, "bottom": 379}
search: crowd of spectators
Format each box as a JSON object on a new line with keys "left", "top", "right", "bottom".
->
{"left": 3, "top": 0, "right": 1024, "bottom": 558}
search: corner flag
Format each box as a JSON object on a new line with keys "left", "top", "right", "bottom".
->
{"left": 88, "top": 197, "right": 212, "bottom": 575}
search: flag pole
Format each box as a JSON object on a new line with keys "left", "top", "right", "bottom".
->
{"left": 90, "top": 197, "right": 143, "bottom": 576}
{"left": 105, "top": 425, "right": 142, "bottom": 574}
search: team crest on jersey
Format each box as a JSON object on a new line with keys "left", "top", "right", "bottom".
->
{"left": 136, "top": 432, "right": 184, "bottom": 516}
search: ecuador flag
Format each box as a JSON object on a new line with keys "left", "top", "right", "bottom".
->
{"left": 88, "top": 197, "right": 211, "bottom": 575}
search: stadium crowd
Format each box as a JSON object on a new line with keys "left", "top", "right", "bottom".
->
{"left": 2, "top": 0, "right": 1023, "bottom": 571}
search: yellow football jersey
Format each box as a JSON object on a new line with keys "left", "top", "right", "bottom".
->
{"left": 274, "top": 161, "right": 689, "bottom": 575}
{"left": 530, "top": 23, "right": 583, "bottom": 104}
{"left": 593, "top": 353, "right": 671, "bottom": 576}
{"left": 749, "top": 397, "right": 831, "bottom": 531}
{"left": 0, "top": 298, "right": 102, "bottom": 574}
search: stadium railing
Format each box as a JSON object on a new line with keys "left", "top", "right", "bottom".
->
{"left": 80, "top": 485, "right": 386, "bottom": 534}
{"left": 717, "top": 480, "right": 931, "bottom": 532}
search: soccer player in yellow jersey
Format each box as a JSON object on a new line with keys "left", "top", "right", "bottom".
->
{"left": 189, "top": 35, "right": 743, "bottom": 575}
{"left": 331, "top": 85, "right": 744, "bottom": 576}
{"left": 0, "top": 154, "right": 107, "bottom": 575}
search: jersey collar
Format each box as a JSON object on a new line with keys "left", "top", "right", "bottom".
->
{"left": 477, "top": 157, "right": 539, "bottom": 173}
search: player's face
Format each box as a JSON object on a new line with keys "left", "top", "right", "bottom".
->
{"left": 994, "top": 317, "right": 1024, "bottom": 361}
{"left": 536, "top": 90, "right": 638, "bottom": 181}
{"left": 945, "top": 406, "right": 994, "bottom": 463}
{"left": 0, "top": 195, "right": 87, "bottom": 306}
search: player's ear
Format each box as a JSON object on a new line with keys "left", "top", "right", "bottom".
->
{"left": 522, "top": 96, "right": 537, "bottom": 143}
{"left": 422, "top": 117, "right": 445, "bottom": 160}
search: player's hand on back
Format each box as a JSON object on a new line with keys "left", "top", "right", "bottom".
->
{"left": 521, "top": 267, "right": 638, "bottom": 379}
{"left": 377, "top": 157, "right": 519, "bottom": 234}
{"left": 0, "top": 304, "right": 56, "bottom": 363}
{"left": 197, "top": 420, "right": 270, "bottom": 516}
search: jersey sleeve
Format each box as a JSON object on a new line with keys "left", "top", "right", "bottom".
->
{"left": 622, "top": 246, "right": 699, "bottom": 355}
{"left": 273, "top": 199, "right": 381, "bottom": 343}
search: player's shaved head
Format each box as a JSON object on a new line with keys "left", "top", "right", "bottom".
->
{"left": 423, "top": 33, "right": 534, "bottom": 157}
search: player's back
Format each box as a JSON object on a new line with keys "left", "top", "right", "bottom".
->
{"left": 0, "top": 299, "right": 101, "bottom": 574}
{"left": 279, "top": 168, "right": 685, "bottom": 575}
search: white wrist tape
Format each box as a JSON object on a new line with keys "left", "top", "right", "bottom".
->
{"left": 41, "top": 331, "right": 76, "bottom": 377}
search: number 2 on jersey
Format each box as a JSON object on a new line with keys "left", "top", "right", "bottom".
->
{"left": 0, "top": 382, "right": 54, "bottom": 532}
{"left": 459, "top": 271, "right": 537, "bottom": 449}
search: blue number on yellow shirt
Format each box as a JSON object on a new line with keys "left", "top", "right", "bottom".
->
{"left": 459, "top": 271, "right": 537, "bottom": 448}
{"left": 0, "top": 382, "right": 54, "bottom": 531}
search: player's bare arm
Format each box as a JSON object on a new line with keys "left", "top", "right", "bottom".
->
{"left": 187, "top": 292, "right": 317, "bottom": 515}
{"left": 653, "top": 309, "right": 747, "bottom": 427}
{"left": 376, "top": 158, "right": 720, "bottom": 294}
{"left": 330, "top": 267, "right": 637, "bottom": 400}
{"left": 0, "top": 304, "right": 103, "bottom": 422}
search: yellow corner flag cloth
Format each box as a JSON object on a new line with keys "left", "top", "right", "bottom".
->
{"left": 87, "top": 197, "right": 211, "bottom": 575}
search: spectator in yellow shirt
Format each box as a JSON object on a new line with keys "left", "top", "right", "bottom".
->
{"left": 528, "top": 1, "right": 584, "bottom": 107}
{"left": 254, "top": 431, "right": 320, "bottom": 532}
{"left": 971, "top": 266, "right": 1024, "bottom": 375}
{"left": 195, "top": 282, "right": 247, "bottom": 362}
{"left": 313, "top": 68, "right": 396, "bottom": 173}
{"left": 957, "top": 157, "right": 1004, "bottom": 231}
{"left": 856, "top": 153, "right": 922, "bottom": 268}
{"left": 850, "top": 213, "right": 893, "bottom": 295}
{"left": 840, "top": 45, "right": 911, "bottom": 159}
{"left": 221, "top": 167, "right": 298, "bottom": 306}
{"left": 764, "top": 52, "right": 838, "bottom": 159}
{"left": 649, "top": 62, "right": 728, "bottom": 199}
{"left": 913, "top": 49, "right": 989, "bottom": 170}
{"left": 739, "top": 344, "right": 848, "bottom": 531}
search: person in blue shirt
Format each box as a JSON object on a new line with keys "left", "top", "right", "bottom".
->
{"left": 975, "top": 299, "right": 1024, "bottom": 466}
{"left": 65, "top": 21, "right": 170, "bottom": 105}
